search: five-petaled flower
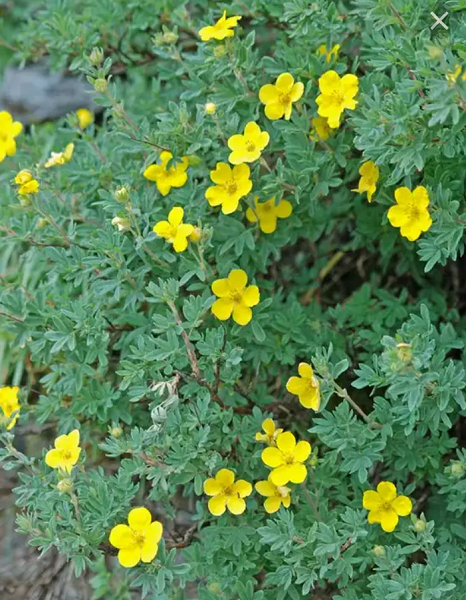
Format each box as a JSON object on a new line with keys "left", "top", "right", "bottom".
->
{"left": 353, "top": 161, "right": 380, "bottom": 203}
{"left": 227, "top": 121, "right": 270, "bottom": 165}
{"left": 199, "top": 11, "right": 241, "bottom": 41}
{"left": 316, "top": 70, "right": 358, "bottom": 128}
{"left": 387, "top": 186, "right": 432, "bottom": 242}
{"left": 310, "top": 116, "right": 336, "bottom": 142}
{"left": 14, "top": 170, "right": 39, "bottom": 196}
{"left": 317, "top": 44, "right": 341, "bottom": 63}
{"left": 205, "top": 162, "right": 252, "bottom": 214}
{"left": 204, "top": 469, "right": 252, "bottom": 516}
{"left": 245, "top": 196, "right": 292, "bottom": 234}
{"left": 255, "top": 476, "right": 291, "bottom": 513}
{"left": 143, "top": 151, "right": 189, "bottom": 196}
{"left": 286, "top": 363, "right": 320, "bottom": 411}
{"left": 109, "top": 507, "right": 163, "bottom": 568}
{"left": 153, "top": 206, "right": 194, "bottom": 252}
{"left": 45, "top": 429, "right": 81, "bottom": 473}
{"left": 0, "top": 110, "right": 22, "bottom": 163}
{"left": 259, "top": 72, "right": 304, "bottom": 120}
{"left": 363, "top": 481, "right": 412, "bottom": 532}
{"left": 45, "top": 143, "right": 74, "bottom": 168}
{"left": 0, "top": 386, "right": 20, "bottom": 430}
{"left": 76, "top": 108, "right": 94, "bottom": 129}
{"left": 255, "top": 418, "right": 283, "bottom": 446}
{"left": 211, "top": 269, "right": 260, "bottom": 326}
{"left": 262, "top": 431, "right": 311, "bottom": 486}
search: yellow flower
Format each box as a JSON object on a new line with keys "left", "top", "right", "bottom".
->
{"left": 205, "top": 102, "right": 217, "bottom": 114}
{"left": 205, "top": 162, "right": 252, "bottom": 214}
{"left": 203, "top": 468, "right": 252, "bottom": 516}
{"left": 0, "top": 110, "right": 22, "bottom": 162}
{"left": 363, "top": 481, "right": 412, "bottom": 532}
{"left": 309, "top": 116, "right": 336, "bottom": 141}
{"left": 255, "top": 418, "right": 283, "bottom": 445}
{"left": 286, "top": 363, "right": 320, "bottom": 411}
{"left": 189, "top": 226, "right": 202, "bottom": 242}
{"left": 76, "top": 108, "right": 94, "bottom": 129}
{"left": 109, "top": 507, "right": 163, "bottom": 568}
{"left": 14, "top": 170, "right": 39, "bottom": 196}
{"left": 262, "top": 432, "right": 311, "bottom": 485}
{"left": 153, "top": 206, "right": 194, "bottom": 252}
{"left": 387, "top": 186, "right": 433, "bottom": 242}
{"left": 211, "top": 269, "right": 259, "bottom": 326}
{"left": 45, "top": 143, "right": 74, "bottom": 168}
{"left": 446, "top": 65, "right": 462, "bottom": 84}
{"left": 317, "top": 43, "right": 341, "bottom": 63}
{"left": 316, "top": 70, "right": 358, "bottom": 128}
{"left": 227, "top": 121, "right": 270, "bottom": 165}
{"left": 352, "top": 161, "right": 380, "bottom": 202}
{"left": 259, "top": 72, "right": 304, "bottom": 120}
{"left": 112, "top": 216, "right": 131, "bottom": 232}
{"left": 0, "top": 386, "right": 20, "bottom": 430}
{"left": 255, "top": 476, "right": 291, "bottom": 513}
{"left": 199, "top": 11, "right": 241, "bottom": 42}
{"left": 245, "top": 196, "right": 292, "bottom": 234}
{"left": 45, "top": 429, "right": 81, "bottom": 473}
{"left": 143, "top": 151, "right": 189, "bottom": 196}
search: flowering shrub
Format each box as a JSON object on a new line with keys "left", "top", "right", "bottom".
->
{"left": 1, "top": 1, "right": 466, "bottom": 599}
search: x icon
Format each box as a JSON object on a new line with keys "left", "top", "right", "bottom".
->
{"left": 430, "top": 11, "right": 449, "bottom": 30}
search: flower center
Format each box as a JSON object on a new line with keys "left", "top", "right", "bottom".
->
{"left": 226, "top": 182, "right": 238, "bottom": 196}
{"left": 245, "top": 141, "right": 256, "bottom": 152}
{"left": 332, "top": 90, "right": 345, "bottom": 103}
{"left": 381, "top": 502, "right": 392, "bottom": 511}
{"left": 230, "top": 291, "right": 243, "bottom": 304}
{"left": 61, "top": 450, "right": 72, "bottom": 460}
{"left": 407, "top": 204, "right": 420, "bottom": 220}
{"left": 279, "top": 93, "right": 291, "bottom": 105}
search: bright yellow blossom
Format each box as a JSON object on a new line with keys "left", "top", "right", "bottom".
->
{"left": 262, "top": 431, "right": 311, "bottom": 486}
{"left": 109, "top": 507, "right": 163, "bottom": 568}
{"left": 0, "top": 386, "right": 20, "bottom": 430}
{"left": 45, "top": 143, "right": 74, "bottom": 168}
{"left": 255, "top": 418, "right": 283, "bottom": 445}
{"left": 352, "top": 161, "right": 380, "bottom": 202}
{"left": 211, "top": 269, "right": 259, "bottom": 326}
{"left": 0, "top": 110, "right": 22, "bottom": 162}
{"left": 153, "top": 206, "right": 194, "bottom": 252}
{"left": 317, "top": 43, "right": 341, "bottom": 63}
{"left": 387, "top": 186, "right": 432, "bottom": 242}
{"left": 14, "top": 170, "right": 39, "bottom": 196}
{"left": 316, "top": 70, "right": 358, "bottom": 128}
{"left": 255, "top": 476, "right": 291, "bottom": 513}
{"left": 286, "top": 363, "right": 320, "bottom": 411}
{"left": 363, "top": 481, "right": 412, "bottom": 532}
{"left": 310, "top": 116, "right": 336, "bottom": 141}
{"left": 45, "top": 429, "right": 81, "bottom": 473}
{"left": 227, "top": 121, "right": 270, "bottom": 165}
{"left": 205, "top": 162, "right": 252, "bottom": 214}
{"left": 245, "top": 196, "right": 292, "bottom": 234}
{"left": 203, "top": 468, "right": 252, "bottom": 516}
{"left": 259, "top": 72, "right": 304, "bottom": 120}
{"left": 199, "top": 11, "right": 241, "bottom": 42}
{"left": 76, "top": 108, "right": 94, "bottom": 129}
{"left": 143, "top": 151, "right": 189, "bottom": 196}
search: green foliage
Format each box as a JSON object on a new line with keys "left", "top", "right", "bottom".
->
{"left": 0, "top": 1, "right": 466, "bottom": 599}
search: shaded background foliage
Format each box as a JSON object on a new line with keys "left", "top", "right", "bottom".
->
{"left": 0, "top": 0, "right": 466, "bottom": 599}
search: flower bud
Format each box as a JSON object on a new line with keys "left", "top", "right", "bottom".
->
{"left": 163, "top": 31, "right": 178, "bottom": 44}
{"left": 57, "top": 479, "right": 72, "bottom": 493}
{"left": 111, "top": 426, "right": 123, "bottom": 438}
{"left": 205, "top": 102, "right": 217, "bottom": 115}
{"left": 189, "top": 227, "right": 202, "bottom": 243}
{"left": 89, "top": 47, "right": 104, "bottom": 66}
{"left": 451, "top": 461, "right": 465, "bottom": 478}
{"left": 94, "top": 78, "right": 108, "bottom": 93}
{"left": 372, "top": 545, "right": 385, "bottom": 557}
{"left": 114, "top": 185, "right": 130, "bottom": 203}
{"left": 208, "top": 582, "right": 221, "bottom": 594}
{"left": 396, "top": 342, "right": 412, "bottom": 363}
{"left": 413, "top": 517, "right": 426, "bottom": 532}
{"left": 111, "top": 216, "right": 131, "bottom": 232}
{"left": 36, "top": 218, "right": 48, "bottom": 229}
{"left": 213, "top": 45, "right": 226, "bottom": 58}
{"left": 427, "top": 46, "right": 443, "bottom": 60}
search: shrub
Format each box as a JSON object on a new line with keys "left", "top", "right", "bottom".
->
{"left": 1, "top": 1, "right": 466, "bottom": 599}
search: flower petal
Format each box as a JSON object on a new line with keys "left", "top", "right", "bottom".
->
{"left": 387, "top": 205, "right": 409, "bottom": 228}
{"left": 232, "top": 304, "right": 252, "bottom": 325}
{"left": 228, "top": 134, "right": 246, "bottom": 152}
{"left": 226, "top": 495, "right": 246, "bottom": 515}
{"left": 376, "top": 481, "right": 397, "bottom": 502}
{"left": 109, "top": 524, "right": 134, "bottom": 549}
{"left": 319, "top": 70, "right": 341, "bottom": 94}
{"left": 298, "top": 363, "right": 314, "bottom": 379}
{"left": 380, "top": 508, "right": 399, "bottom": 532}
{"left": 212, "top": 278, "right": 230, "bottom": 298}
{"left": 299, "top": 389, "right": 320, "bottom": 410}
{"left": 294, "top": 441, "right": 311, "bottom": 462}
{"left": 287, "top": 463, "right": 307, "bottom": 484}
{"left": 276, "top": 72, "right": 294, "bottom": 93}
{"left": 242, "top": 285, "right": 260, "bottom": 307}
{"left": 259, "top": 84, "right": 279, "bottom": 104}
{"left": 269, "top": 465, "right": 291, "bottom": 486}
{"left": 128, "top": 507, "right": 152, "bottom": 531}
{"left": 286, "top": 376, "right": 306, "bottom": 395}
{"left": 145, "top": 521, "right": 163, "bottom": 545}
{"left": 276, "top": 431, "right": 296, "bottom": 454}
{"left": 255, "top": 480, "right": 276, "bottom": 497}
{"left": 275, "top": 200, "right": 293, "bottom": 218}
{"left": 363, "top": 490, "right": 381, "bottom": 511}
{"left": 262, "top": 418, "right": 275, "bottom": 436}
{"left": 210, "top": 162, "right": 232, "bottom": 184}
{"left": 45, "top": 448, "right": 63, "bottom": 469}
{"left": 290, "top": 82, "right": 304, "bottom": 102}
{"left": 228, "top": 269, "right": 248, "bottom": 290}
{"left": 233, "top": 479, "right": 252, "bottom": 498}
{"left": 208, "top": 495, "right": 227, "bottom": 516}
{"left": 264, "top": 102, "right": 285, "bottom": 120}
{"left": 412, "top": 186, "right": 430, "bottom": 209}
{"left": 392, "top": 495, "right": 412, "bottom": 516}
{"left": 264, "top": 496, "right": 282, "bottom": 513}
{"left": 204, "top": 478, "right": 223, "bottom": 496}
{"left": 215, "top": 468, "right": 235, "bottom": 487}
{"left": 394, "top": 187, "right": 412, "bottom": 205}
{"left": 118, "top": 546, "right": 141, "bottom": 568}
{"left": 168, "top": 207, "right": 184, "bottom": 227}
{"left": 211, "top": 298, "right": 234, "bottom": 320}
{"left": 262, "top": 447, "right": 284, "bottom": 468}
{"left": 141, "top": 541, "right": 158, "bottom": 563}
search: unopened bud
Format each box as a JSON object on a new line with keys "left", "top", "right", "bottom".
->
{"left": 111, "top": 426, "right": 123, "bottom": 438}
{"left": 427, "top": 46, "right": 443, "bottom": 60}
{"left": 57, "top": 479, "right": 72, "bottom": 493}
{"left": 451, "top": 461, "right": 465, "bottom": 478}
{"left": 111, "top": 216, "right": 131, "bottom": 232}
{"left": 213, "top": 45, "right": 226, "bottom": 58}
{"left": 205, "top": 102, "right": 217, "bottom": 115}
{"left": 94, "top": 78, "right": 108, "bottom": 93}
{"left": 372, "top": 545, "right": 385, "bottom": 557}
{"left": 114, "top": 186, "right": 130, "bottom": 203}
{"left": 396, "top": 343, "right": 412, "bottom": 363}
{"left": 36, "top": 218, "right": 48, "bottom": 229}
{"left": 208, "top": 582, "right": 221, "bottom": 594}
{"left": 413, "top": 518, "right": 426, "bottom": 532}
{"left": 89, "top": 47, "right": 104, "bottom": 66}
{"left": 163, "top": 31, "right": 178, "bottom": 44}
{"left": 189, "top": 227, "right": 202, "bottom": 243}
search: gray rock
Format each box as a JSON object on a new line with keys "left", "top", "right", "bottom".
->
{"left": 0, "top": 64, "right": 96, "bottom": 125}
